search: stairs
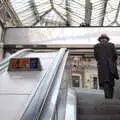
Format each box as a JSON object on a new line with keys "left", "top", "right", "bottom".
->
{"left": 77, "top": 88, "right": 120, "bottom": 120}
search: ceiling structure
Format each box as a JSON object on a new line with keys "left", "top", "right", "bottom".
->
{"left": 10, "top": 0, "right": 120, "bottom": 26}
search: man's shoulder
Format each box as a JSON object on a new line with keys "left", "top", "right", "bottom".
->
{"left": 94, "top": 43, "right": 100, "bottom": 48}
{"left": 108, "top": 42, "right": 114, "bottom": 46}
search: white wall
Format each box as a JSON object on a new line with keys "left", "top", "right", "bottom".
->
{"left": 84, "top": 67, "right": 98, "bottom": 88}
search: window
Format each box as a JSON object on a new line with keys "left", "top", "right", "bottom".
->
{"left": 72, "top": 75, "right": 80, "bottom": 87}
{"left": 93, "top": 77, "right": 98, "bottom": 89}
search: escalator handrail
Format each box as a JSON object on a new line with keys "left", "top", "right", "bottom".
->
{"left": 38, "top": 51, "right": 69, "bottom": 120}
{"left": 20, "top": 48, "right": 66, "bottom": 120}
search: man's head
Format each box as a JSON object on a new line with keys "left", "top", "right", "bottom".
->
{"left": 98, "top": 34, "right": 110, "bottom": 42}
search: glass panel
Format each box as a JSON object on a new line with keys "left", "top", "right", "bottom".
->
{"left": 34, "top": 0, "right": 51, "bottom": 16}
{"left": 91, "top": 0, "right": 105, "bottom": 26}
{"left": 103, "top": 0, "right": 120, "bottom": 26}
{"left": 10, "top": 0, "right": 120, "bottom": 26}
{"left": 10, "top": 0, "right": 36, "bottom": 25}
{"left": 68, "top": 0, "right": 85, "bottom": 26}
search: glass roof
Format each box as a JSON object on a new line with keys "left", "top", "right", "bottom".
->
{"left": 10, "top": 0, "right": 120, "bottom": 26}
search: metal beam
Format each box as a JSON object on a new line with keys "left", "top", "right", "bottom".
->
{"left": 85, "top": 0, "right": 92, "bottom": 26}
{"left": 99, "top": 0, "right": 108, "bottom": 26}
{"left": 114, "top": 2, "right": 120, "bottom": 24}
{"left": 105, "top": 1, "right": 120, "bottom": 26}
{"left": 30, "top": 0, "right": 40, "bottom": 23}
{"left": 50, "top": 0, "right": 54, "bottom": 9}
{"left": 53, "top": 8, "right": 67, "bottom": 22}
{"left": 66, "top": 0, "right": 70, "bottom": 26}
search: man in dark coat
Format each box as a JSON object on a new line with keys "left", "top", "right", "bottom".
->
{"left": 94, "top": 34, "right": 119, "bottom": 99}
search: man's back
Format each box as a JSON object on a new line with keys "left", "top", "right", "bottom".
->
{"left": 94, "top": 42, "right": 117, "bottom": 62}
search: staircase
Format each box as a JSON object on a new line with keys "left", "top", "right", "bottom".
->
{"left": 76, "top": 88, "right": 120, "bottom": 120}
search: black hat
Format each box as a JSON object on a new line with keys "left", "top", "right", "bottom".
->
{"left": 98, "top": 34, "right": 110, "bottom": 41}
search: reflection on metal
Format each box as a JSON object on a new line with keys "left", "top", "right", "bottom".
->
{"left": 65, "top": 88, "right": 76, "bottom": 120}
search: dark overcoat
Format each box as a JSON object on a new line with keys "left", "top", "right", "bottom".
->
{"left": 94, "top": 42, "right": 119, "bottom": 87}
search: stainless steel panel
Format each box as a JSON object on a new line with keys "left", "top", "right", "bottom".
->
{"left": 0, "top": 71, "right": 45, "bottom": 94}
{"left": 0, "top": 95, "right": 29, "bottom": 120}
{"left": 56, "top": 89, "right": 67, "bottom": 120}
{"left": 20, "top": 48, "right": 66, "bottom": 120}
{"left": 0, "top": 50, "right": 58, "bottom": 120}
{"left": 65, "top": 88, "right": 76, "bottom": 120}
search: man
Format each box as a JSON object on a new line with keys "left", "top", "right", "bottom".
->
{"left": 94, "top": 34, "right": 119, "bottom": 99}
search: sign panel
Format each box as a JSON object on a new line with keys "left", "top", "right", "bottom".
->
{"left": 8, "top": 58, "right": 42, "bottom": 71}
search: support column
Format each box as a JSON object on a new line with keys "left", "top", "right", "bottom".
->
{"left": 0, "top": 22, "right": 5, "bottom": 60}
{"left": 85, "top": 0, "right": 92, "bottom": 26}
{"left": 66, "top": 0, "right": 71, "bottom": 26}
{"left": 99, "top": 0, "right": 108, "bottom": 26}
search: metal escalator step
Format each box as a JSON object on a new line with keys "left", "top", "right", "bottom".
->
{"left": 77, "top": 115, "right": 120, "bottom": 120}
{"left": 77, "top": 99, "right": 120, "bottom": 105}
{"left": 77, "top": 105, "right": 120, "bottom": 115}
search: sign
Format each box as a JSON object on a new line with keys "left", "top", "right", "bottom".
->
{"left": 8, "top": 58, "right": 42, "bottom": 71}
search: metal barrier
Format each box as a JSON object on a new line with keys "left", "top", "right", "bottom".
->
{"left": 0, "top": 48, "right": 77, "bottom": 120}
{"left": 65, "top": 88, "right": 76, "bottom": 120}
{"left": 20, "top": 48, "right": 67, "bottom": 120}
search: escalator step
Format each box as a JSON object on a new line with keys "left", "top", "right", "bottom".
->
{"left": 77, "top": 115, "right": 120, "bottom": 120}
{"left": 77, "top": 105, "right": 120, "bottom": 114}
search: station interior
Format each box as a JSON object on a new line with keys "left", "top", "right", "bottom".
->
{"left": 0, "top": 0, "right": 120, "bottom": 120}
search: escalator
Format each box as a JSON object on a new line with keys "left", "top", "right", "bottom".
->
{"left": 0, "top": 48, "right": 74, "bottom": 120}
{"left": 76, "top": 88, "right": 120, "bottom": 120}
{"left": 1, "top": 48, "right": 120, "bottom": 120}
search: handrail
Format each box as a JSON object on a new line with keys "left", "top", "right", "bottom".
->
{"left": 20, "top": 48, "right": 66, "bottom": 120}
{"left": 39, "top": 51, "right": 69, "bottom": 120}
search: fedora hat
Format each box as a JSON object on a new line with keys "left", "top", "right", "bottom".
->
{"left": 98, "top": 34, "right": 110, "bottom": 41}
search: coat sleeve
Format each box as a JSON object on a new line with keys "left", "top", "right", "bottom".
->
{"left": 112, "top": 43, "right": 117, "bottom": 61}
